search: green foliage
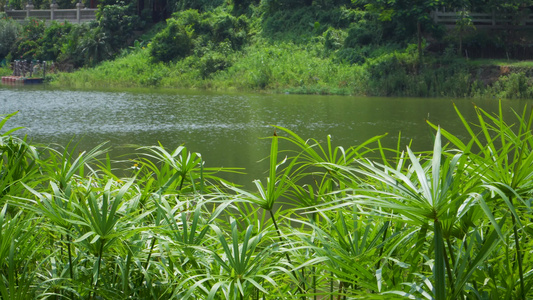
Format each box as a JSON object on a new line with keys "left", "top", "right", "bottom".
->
{"left": 359, "top": 44, "right": 470, "bottom": 97}
{"left": 211, "top": 13, "right": 248, "bottom": 48}
{"left": 174, "top": 0, "right": 224, "bottom": 11}
{"left": 46, "top": 22, "right": 91, "bottom": 68}
{"left": 96, "top": 2, "right": 141, "bottom": 50}
{"left": 4, "top": 102, "right": 533, "bottom": 298}
{"left": 364, "top": 45, "right": 418, "bottom": 79}
{"left": 484, "top": 72, "right": 533, "bottom": 99}
{"left": 34, "top": 21, "right": 73, "bottom": 61}
{"left": 332, "top": 18, "right": 387, "bottom": 64}
{"left": 261, "top": 6, "right": 361, "bottom": 40}
{"left": 363, "top": 0, "right": 440, "bottom": 24}
{"left": 30, "top": 0, "right": 533, "bottom": 97}
{"left": 150, "top": 19, "right": 193, "bottom": 63}
{"left": 1, "top": 19, "right": 88, "bottom": 65}
{"left": 260, "top": 0, "right": 351, "bottom": 13}
{"left": 343, "top": 20, "right": 380, "bottom": 48}
{"left": 196, "top": 48, "right": 232, "bottom": 79}
{"left": 323, "top": 27, "right": 347, "bottom": 52}
{"left": 172, "top": 9, "right": 250, "bottom": 50}
{"left": 148, "top": 9, "right": 249, "bottom": 64}
{"left": 220, "top": 41, "right": 367, "bottom": 93}
{"left": 0, "top": 15, "right": 20, "bottom": 59}
{"left": 11, "top": 18, "right": 45, "bottom": 60}
{"left": 0, "top": 112, "right": 39, "bottom": 206}
{"left": 78, "top": 26, "right": 113, "bottom": 66}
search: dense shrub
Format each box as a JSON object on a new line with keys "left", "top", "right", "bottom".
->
{"left": 197, "top": 51, "right": 232, "bottom": 78}
{"left": 336, "top": 45, "right": 372, "bottom": 64}
{"left": 34, "top": 21, "right": 74, "bottom": 61}
{"left": 343, "top": 21, "right": 381, "bottom": 48}
{"left": 0, "top": 14, "right": 20, "bottom": 59}
{"left": 175, "top": 0, "right": 224, "bottom": 12}
{"left": 194, "top": 41, "right": 234, "bottom": 78}
{"left": 11, "top": 18, "right": 45, "bottom": 60}
{"left": 323, "top": 27, "right": 346, "bottom": 52}
{"left": 57, "top": 23, "right": 91, "bottom": 68}
{"left": 96, "top": 2, "right": 140, "bottom": 50}
{"left": 261, "top": 6, "right": 362, "bottom": 39}
{"left": 361, "top": 44, "right": 473, "bottom": 97}
{"left": 487, "top": 72, "right": 533, "bottom": 99}
{"left": 260, "top": 0, "right": 351, "bottom": 13}
{"left": 173, "top": 9, "right": 249, "bottom": 50}
{"left": 150, "top": 19, "right": 193, "bottom": 62}
{"left": 149, "top": 9, "right": 249, "bottom": 63}
{"left": 78, "top": 26, "right": 113, "bottom": 66}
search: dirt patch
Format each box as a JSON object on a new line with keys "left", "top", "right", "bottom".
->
{"left": 472, "top": 66, "right": 501, "bottom": 86}
{"left": 470, "top": 65, "right": 533, "bottom": 86}
{"left": 500, "top": 65, "right": 511, "bottom": 75}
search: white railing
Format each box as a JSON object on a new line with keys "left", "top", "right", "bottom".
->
{"left": 4, "top": 3, "right": 96, "bottom": 24}
{"left": 431, "top": 10, "right": 533, "bottom": 28}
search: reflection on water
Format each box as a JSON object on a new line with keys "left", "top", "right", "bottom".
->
{"left": 0, "top": 85, "right": 529, "bottom": 185}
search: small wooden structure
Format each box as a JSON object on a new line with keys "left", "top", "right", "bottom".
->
{"left": 1, "top": 60, "right": 47, "bottom": 85}
{"left": 1, "top": 76, "right": 44, "bottom": 84}
{"left": 4, "top": 0, "right": 96, "bottom": 24}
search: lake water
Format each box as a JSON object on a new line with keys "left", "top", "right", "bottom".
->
{"left": 0, "top": 84, "right": 529, "bottom": 185}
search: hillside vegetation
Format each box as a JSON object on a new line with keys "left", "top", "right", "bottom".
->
{"left": 2, "top": 0, "right": 533, "bottom": 97}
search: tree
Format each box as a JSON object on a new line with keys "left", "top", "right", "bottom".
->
{"left": 454, "top": 9, "right": 475, "bottom": 57}
{"left": 360, "top": 0, "right": 442, "bottom": 62}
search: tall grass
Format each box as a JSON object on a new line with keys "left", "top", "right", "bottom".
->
{"left": 50, "top": 42, "right": 368, "bottom": 95}
{"left": 1, "top": 102, "right": 533, "bottom": 299}
{"left": 49, "top": 40, "right": 533, "bottom": 98}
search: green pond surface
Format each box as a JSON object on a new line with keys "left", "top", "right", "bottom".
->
{"left": 1, "top": 84, "right": 529, "bottom": 185}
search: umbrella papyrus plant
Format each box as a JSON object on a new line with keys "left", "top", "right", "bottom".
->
{"left": 428, "top": 102, "right": 533, "bottom": 299}
{"left": 338, "top": 129, "right": 502, "bottom": 299}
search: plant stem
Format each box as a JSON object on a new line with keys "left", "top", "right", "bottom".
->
{"left": 434, "top": 220, "right": 446, "bottom": 300}
{"left": 376, "top": 221, "right": 389, "bottom": 269}
{"left": 270, "top": 209, "right": 292, "bottom": 262}
{"left": 336, "top": 281, "right": 343, "bottom": 300}
{"left": 330, "top": 271, "right": 333, "bottom": 300}
{"left": 269, "top": 209, "right": 306, "bottom": 297}
{"left": 177, "top": 175, "right": 186, "bottom": 198}
{"left": 512, "top": 213, "right": 525, "bottom": 300}
{"left": 445, "top": 237, "right": 456, "bottom": 268}
{"left": 313, "top": 266, "right": 316, "bottom": 300}
{"left": 138, "top": 236, "right": 157, "bottom": 287}
{"left": 442, "top": 237, "right": 455, "bottom": 296}
{"left": 92, "top": 239, "right": 105, "bottom": 299}
{"left": 67, "top": 234, "right": 74, "bottom": 280}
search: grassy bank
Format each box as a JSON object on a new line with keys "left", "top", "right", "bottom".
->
{"left": 50, "top": 42, "right": 533, "bottom": 98}
{"left": 2, "top": 102, "right": 533, "bottom": 299}
{"left": 51, "top": 41, "right": 368, "bottom": 95}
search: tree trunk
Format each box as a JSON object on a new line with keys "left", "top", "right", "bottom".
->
{"left": 417, "top": 20, "right": 422, "bottom": 64}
